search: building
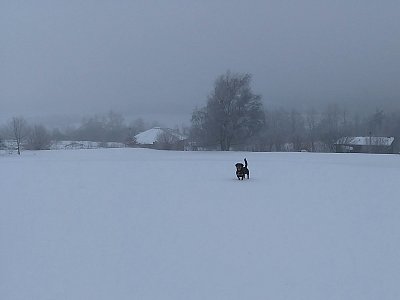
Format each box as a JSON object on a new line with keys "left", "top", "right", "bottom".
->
{"left": 334, "top": 136, "right": 399, "bottom": 154}
{"left": 134, "top": 127, "right": 187, "bottom": 150}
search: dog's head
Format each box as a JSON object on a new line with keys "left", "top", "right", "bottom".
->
{"left": 235, "top": 163, "right": 244, "bottom": 171}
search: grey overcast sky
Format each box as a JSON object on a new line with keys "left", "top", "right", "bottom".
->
{"left": 1, "top": 0, "right": 400, "bottom": 127}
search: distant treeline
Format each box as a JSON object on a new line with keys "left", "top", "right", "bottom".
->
{"left": 0, "top": 111, "right": 186, "bottom": 154}
{"left": 232, "top": 105, "right": 400, "bottom": 152}
{"left": 1, "top": 72, "right": 399, "bottom": 154}
{"left": 190, "top": 103, "right": 400, "bottom": 152}
{"left": 188, "top": 71, "right": 400, "bottom": 152}
{"left": 1, "top": 105, "right": 399, "bottom": 154}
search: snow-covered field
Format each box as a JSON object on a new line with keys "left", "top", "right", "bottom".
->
{"left": 1, "top": 149, "right": 400, "bottom": 300}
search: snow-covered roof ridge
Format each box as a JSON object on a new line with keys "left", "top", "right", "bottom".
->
{"left": 335, "top": 136, "right": 395, "bottom": 146}
{"left": 134, "top": 127, "right": 187, "bottom": 144}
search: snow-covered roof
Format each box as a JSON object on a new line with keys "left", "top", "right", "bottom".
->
{"left": 134, "top": 127, "right": 187, "bottom": 144}
{"left": 335, "top": 136, "right": 395, "bottom": 146}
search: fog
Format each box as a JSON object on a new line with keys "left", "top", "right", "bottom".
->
{"left": 1, "top": 1, "right": 399, "bottom": 127}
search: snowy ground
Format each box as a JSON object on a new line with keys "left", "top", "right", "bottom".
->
{"left": 1, "top": 149, "right": 400, "bottom": 300}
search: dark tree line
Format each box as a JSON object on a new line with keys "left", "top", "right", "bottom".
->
{"left": 0, "top": 112, "right": 170, "bottom": 154}
{"left": 190, "top": 72, "right": 400, "bottom": 152}
{"left": 1, "top": 72, "right": 399, "bottom": 154}
{"left": 0, "top": 111, "right": 191, "bottom": 153}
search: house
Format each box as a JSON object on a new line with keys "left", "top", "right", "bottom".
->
{"left": 334, "top": 136, "right": 399, "bottom": 154}
{"left": 134, "top": 127, "right": 188, "bottom": 150}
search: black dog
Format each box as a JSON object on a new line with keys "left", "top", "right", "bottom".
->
{"left": 235, "top": 158, "right": 249, "bottom": 180}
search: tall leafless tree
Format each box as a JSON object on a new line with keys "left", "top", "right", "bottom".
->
{"left": 191, "top": 71, "right": 265, "bottom": 150}
{"left": 9, "top": 117, "right": 29, "bottom": 155}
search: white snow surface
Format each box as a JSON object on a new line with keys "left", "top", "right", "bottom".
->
{"left": 1, "top": 149, "right": 400, "bottom": 300}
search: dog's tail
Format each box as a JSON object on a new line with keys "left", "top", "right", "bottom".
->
{"left": 244, "top": 158, "right": 248, "bottom": 168}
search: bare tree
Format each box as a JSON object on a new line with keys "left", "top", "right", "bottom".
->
{"left": 73, "top": 111, "right": 129, "bottom": 142}
{"left": 26, "top": 124, "right": 51, "bottom": 150}
{"left": 128, "top": 118, "right": 146, "bottom": 136}
{"left": 190, "top": 107, "right": 217, "bottom": 149}
{"left": 9, "top": 117, "right": 29, "bottom": 155}
{"left": 156, "top": 131, "right": 180, "bottom": 150}
{"left": 289, "top": 109, "right": 306, "bottom": 151}
{"left": 191, "top": 71, "right": 265, "bottom": 150}
{"left": 368, "top": 109, "right": 385, "bottom": 135}
{"left": 0, "top": 136, "right": 5, "bottom": 150}
{"left": 317, "top": 104, "right": 342, "bottom": 151}
{"left": 125, "top": 136, "right": 137, "bottom": 147}
{"left": 306, "top": 108, "right": 318, "bottom": 151}
{"left": 264, "top": 108, "right": 291, "bottom": 151}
